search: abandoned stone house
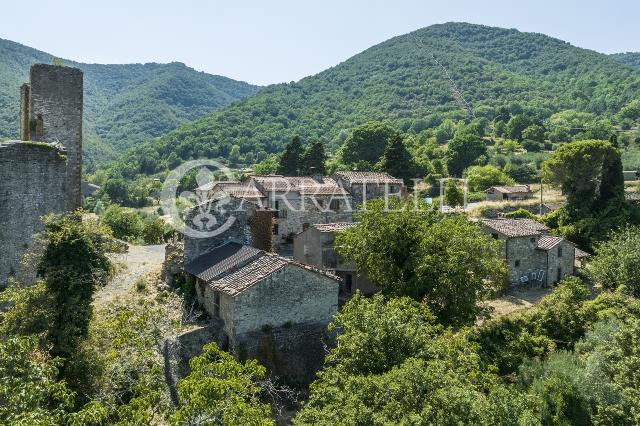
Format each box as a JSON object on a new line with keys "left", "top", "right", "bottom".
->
{"left": 332, "top": 171, "right": 405, "bottom": 208}
{"left": 179, "top": 198, "right": 340, "bottom": 381}
{"left": 293, "top": 222, "right": 378, "bottom": 300}
{"left": 184, "top": 241, "right": 339, "bottom": 345}
{"left": 486, "top": 185, "right": 533, "bottom": 202}
{"left": 0, "top": 64, "right": 83, "bottom": 286}
{"left": 481, "top": 218, "right": 576, "bottom": 286}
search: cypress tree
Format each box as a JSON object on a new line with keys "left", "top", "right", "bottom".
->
{"left": 302, "top": 140, "right": 327, "bottom": 175}
{"left": 379, "top": 135, "right": 413, "bottom": 184}
{"left": 278, "top": 136, "right": 304, "bottom": 176}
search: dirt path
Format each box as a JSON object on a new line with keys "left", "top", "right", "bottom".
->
{"left": 94, "top": 244, "right": 166, "bottom": 308}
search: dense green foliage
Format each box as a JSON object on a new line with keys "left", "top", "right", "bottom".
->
{"left": 336, "top": 199, "right": 507, "bottom": 325}
{"left": 466, "top": 164, "right": 515, "bottom": 191}
{"left": 104, "top": 23, "right": 640, "bottom": 180}
{"left": 612, "top": 52, "right": 640, "bottom": 69}
{"left": 0, "top": 38, "right": 258, "bottom": 169}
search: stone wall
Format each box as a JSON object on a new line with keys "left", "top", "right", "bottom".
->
{"left": 0, "top": 141, "right": 67, "bottom": 286}
{"left": 229, "top": 263, "right": 338, "bottom": 336}
{"left": 28, "top": 64, "right": 83, "bottom": 210}
{"left": 236, "top": 322, "right": 336, "bottom": 385}
{"left": 183, "top": 197, "right": 256, "bottom": 264}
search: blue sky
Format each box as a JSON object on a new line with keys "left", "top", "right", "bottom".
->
{"left": 1, "top": 0, "right": 638, "bottom": 85}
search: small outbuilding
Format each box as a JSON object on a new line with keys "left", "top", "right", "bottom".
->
{"left": 486, "top": 185, "right": 533, "bottom": 202}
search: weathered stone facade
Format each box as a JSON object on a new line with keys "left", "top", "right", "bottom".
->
{"left": 0, "top": 64, "right": 83, "bottom": 286}
{"left": 25, "top": 65, "right": 83, "bottom": 210}
{"left": 0, "top": 141, "right": 68, "bottom": 285}
{"left": 293, "top": 223, "right": 378, "bottom": 297}
{"left": 332, "top": 171, "right": 404, "bottom": 209}
{"left": 482, "top": 219, "right": 575, "bottom": 286}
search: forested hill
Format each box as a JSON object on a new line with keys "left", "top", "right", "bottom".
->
{"left": 0, "top": 38, "right": 259, "bottom": 170}
{"left": 110, "top": 22, "right": 640, "bottom": 177}
{"left": 612, "top": 52, "right": 640, "bottom": 69}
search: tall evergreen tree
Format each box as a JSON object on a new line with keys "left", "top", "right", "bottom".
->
{"left": 278, "top": 136, "right": 304, "bottom": 176}
{"left": 378, "top": 135, "right": 413, "bottom": 184}
{"left": 595, "top": 135, "right": 625, "bottom": 209}
{"left": 302, "top": 140, "right": 327, "bottom": 175}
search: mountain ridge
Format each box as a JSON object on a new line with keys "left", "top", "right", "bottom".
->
{"left": 107, "top": 22, "right": 640, "bottom": 179}
{"left": 0, "top": 37, "right": 259, "bottom": 169}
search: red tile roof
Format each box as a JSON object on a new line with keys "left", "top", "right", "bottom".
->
{"left": 488, "top": 185, "right": 532, "bottom": 194}
{"left": 313, "top": 223, "right": 356, "bottom": 233}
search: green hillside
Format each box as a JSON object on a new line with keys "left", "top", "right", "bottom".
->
{"left": 612, "top": 52, "right": 640, "bottom": 69}
{"left": 0, "top": 38, "right": 259, "bottom": 170}
{"left": 109, "top": 22, "right": 640, "bottom": 179}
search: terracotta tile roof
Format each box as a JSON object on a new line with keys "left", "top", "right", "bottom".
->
{"left": 211, "top": 254, "right": 289, "bottom": 296}
{"left": 488, "top": 185, "right": 532, "bottom": 194}
{"left": 332, "top": 171, "right": 403, "bottom": 185}
{"left": 251, "top": 175, "right": 350, "bottom": 196}
{"left": 313, "top": 223, "right": 356, "bottom": 233}
{"left": 184, "top": 242, "right": 263, "bottom": 282}
{"left": 197, "top": 181, "right": 265, "bottom": 199}
{"left": 482, "top": 218, "right": 548, "bottom": 237}
{"left": 536, "top": 235, "right": 564, "bottom": 250}
{"left": 185, "top": 242, "right": 341, "bottom": 297}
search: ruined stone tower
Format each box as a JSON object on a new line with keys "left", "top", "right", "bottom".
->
{"left": 0, "top": 64, "right": 83, "bottom": 286}
{"left": 20, "top": 64, "right": 83, "bottom": 210}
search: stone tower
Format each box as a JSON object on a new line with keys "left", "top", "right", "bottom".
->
{"left": 0, "top": 64, "right": 83, "bottom": 286}
{"left": 20, "top": 64, "right": 83, "bottom": 210}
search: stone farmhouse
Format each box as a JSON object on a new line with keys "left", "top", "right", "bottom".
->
{"left": 481, "top": 218, "right": 576, "bottom": 286}
{"left": 486, "top": 185, "right": 533, "bottom": 202}
{"left": 332, "top": 171, "right": 405, "bottom": 208}
{"left": 195, "top": 171, "right": 403, "bottom": 249}
{"left": 0, "top": 64, "right": 83, "bottom": 286}
{"left": 293, "top": 222, "right": 378, "bottom": 300}
{"left": 184, "top": 241, "right": 339, "bottom": 348}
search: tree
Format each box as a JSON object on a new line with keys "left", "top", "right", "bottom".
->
{"left": 542, "top": 139, "right": 622, "bottom": 218}
{"left": 587, "top": 226, "right": 640, "bottom": 297}
{"left": 465, "top": 165, "right": 514, "bottom": 192}
{"left": 620, "top": 99, "right": 640, "bottom": 121}
{"left": 171, "top": 343, "right": 274, "bottom": 425}
{"left": 278, "top": 136, "right": 304, "bottom": 176}
{"left": 102, "top": 205, "right": 145, "bottom": 242}
{"left": 253, "top": 154, "right": 280, "bottom": 175}
{"left": 443, "top": 179, "right": 464, "bottom": 207}
{"left": 295, "top": 295, "right": 534, "bottom": 425}
{"left": 522, "top": 124, "right": 545, "bottom": 142}
{"left": 506, "top": 114, "right": 535, "bottom": 141}
{"left": 447, "top": 129, "right": 487, "bottom": 176}
{"left": 143, "top": 218, "right": 166, "bottom": 244}
{"left": 0, "top": 336, "right": 75, "bottom": 425}
{"left": 102, "top": 177, "right": 130, "bottom": 204}
{"left": 377, "top": 135, "right": 413, "bottom": 184}
{"left": 301, "top": 140, "right": 326, "bottom": 175}
{"left": 336, "top": 199, "right": 507, "bottom": 326}
{"left": 340, "top": 121, "right": 400, "bottom": 168}
{"left": 37, "top": 212, "right": 115, "bottom": 359}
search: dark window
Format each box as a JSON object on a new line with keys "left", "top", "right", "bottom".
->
{"left": 274, "top": 200, "right": 279, "bottom": 210}
{"left": 530, "top": 237, "right": 536, "bottom": 243}
{"left": 557, "top": 267, "right": 562, "bottom": 280}
{"left": 515, "top": 259, "right": 521, "bottom": 267}
{"left": 492, "top": 233, "right": 499, "bottom": 239}
{"left": 558, "top": 246, "right": 563, "bottom": 257}
{"left": 303, "top": 223, "right": 310, "bottom": 231}
{"left": 273, "top": 224, "right": 279, "bottom": 235}
{"left": 330, "top": 199, "right": 340, "bottom": 211}
{"left": 345, "top": 274, "right": 353, "bottom": 294}
{"left": 213, "top": 291, "right": 220, "bottom": 318}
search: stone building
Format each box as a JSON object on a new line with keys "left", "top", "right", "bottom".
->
{"left": 486, "top": 185, "right": 533, "bottom": 202}
{"left": 332, "top": 171, "right": 404, "bottom": 208}
{"left": 293, "top": 222, "right": 378, "bottom": 299}
{"left": 0, "top": 64, "right": 83, "bottom": 286}
{"left": 481, "top": 218, "right": 576, "bottom": 286}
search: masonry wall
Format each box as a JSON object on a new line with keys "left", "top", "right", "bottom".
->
{"left": 0, "top": 141, "right": 67, "bottom": 286}
{"left": 228, "top": 264, "right": 339, "bottom": 336}
{"left": 29, "top": 64, "right": 83, "bottom": 210}
{"left": 183, "top": 197, "right": 256, "bottom": 264}
{"left": 544, "top": 241, "right": 575, "bottom": 284}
